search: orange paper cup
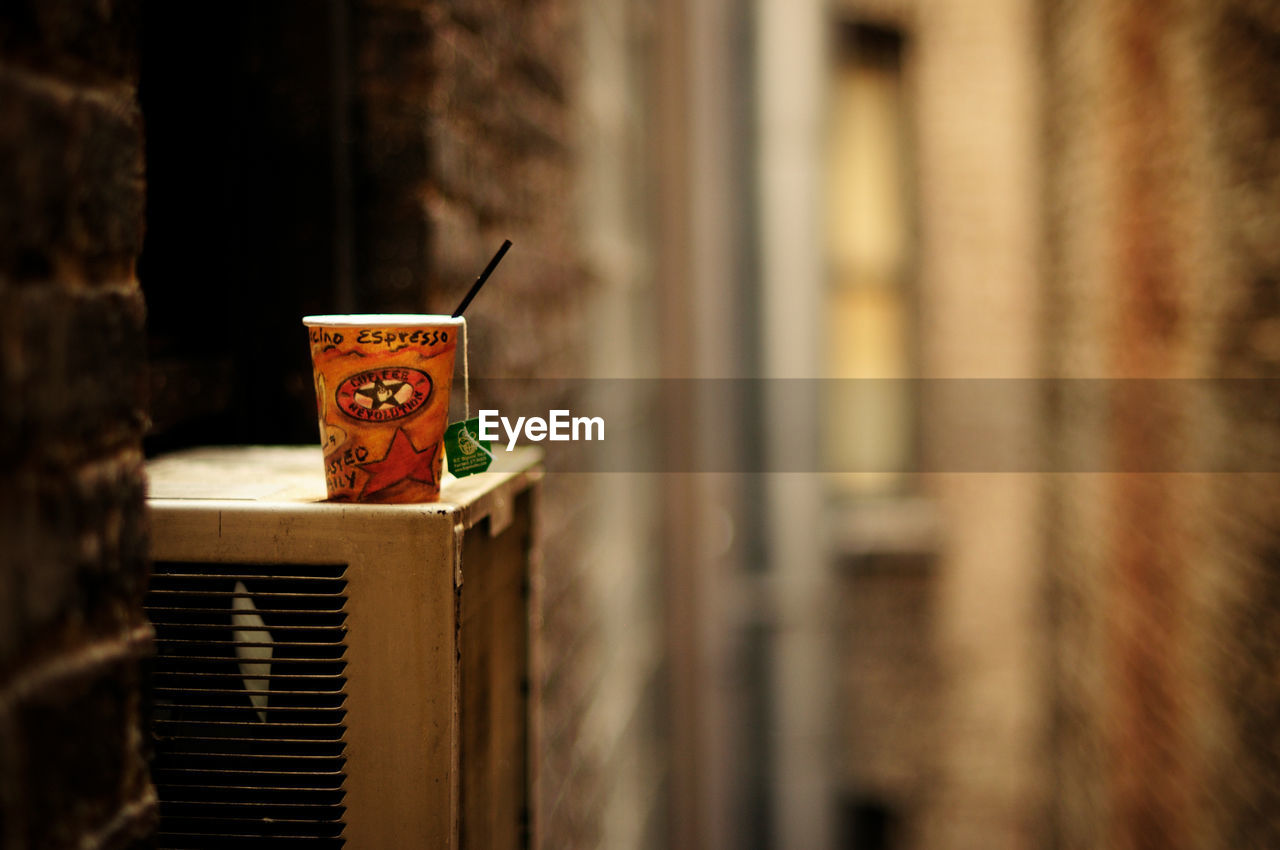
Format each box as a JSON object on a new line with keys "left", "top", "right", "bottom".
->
{"left": 303, "top": 314, "right": 464, "bottom": 503}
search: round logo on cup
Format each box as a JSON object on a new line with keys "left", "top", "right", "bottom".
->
{"left": 335, "top": 367, "right": 433, "bottom": 422}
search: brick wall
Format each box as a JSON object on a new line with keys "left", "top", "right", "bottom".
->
{"left": 911, "top": 0, "right": 1046, "bottom": 847}
{"left": 352, "top": 2, "right": 656, "bottom": 848}
{"left": 0, "top": 1, "right": 155, "bottom": 847}
{"left": 1045, "top": 0, "right": 1280, "bottom": 846}
{"left": 0, "top": 2, "right": 659, "bottom": 847}
{"left": 821, "top": 3, "right": 1280, "bottom": 848}
{"left": 1199, "top": 5, "right": 1280, "bottom": 843}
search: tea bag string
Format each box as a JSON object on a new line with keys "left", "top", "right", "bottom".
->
{"left": 459, "top": 319, "right": 494, "bottom": 460}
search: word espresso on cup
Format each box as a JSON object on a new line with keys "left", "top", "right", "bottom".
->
{"left": 478, "top": 409, "right": 605, "bottom": 452}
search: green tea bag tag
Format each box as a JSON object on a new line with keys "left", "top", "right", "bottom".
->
{"left": 445, "top": 418, "right": 493, "bottom": 477}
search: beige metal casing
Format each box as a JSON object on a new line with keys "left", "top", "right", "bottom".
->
{"left": 145, "top": 446, "right": 541, "bottom": 849}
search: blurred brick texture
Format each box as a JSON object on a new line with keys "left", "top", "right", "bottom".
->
{"left": 352, "top": 2, "right": 613, "bottom": 848}
{"left": 833, "top": 2, "right": 1280, "bottom": 849}
{"left": 0, "top": 0, "right": 156, "bottom": 848}
{"left": 1045, "top": 1, "right": 1280, "bottom": 848}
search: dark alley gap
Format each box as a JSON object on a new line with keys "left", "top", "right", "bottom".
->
{"left": 138, "top": 1, "right": 348, "bottom": 454}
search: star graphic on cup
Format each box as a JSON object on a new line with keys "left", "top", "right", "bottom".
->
{"left": 356, "top": 428, "right": 439, "bottom": 495}
{"left": 354, "top": 377, "right": 408, "bottom": 410}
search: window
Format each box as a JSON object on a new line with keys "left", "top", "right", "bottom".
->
{"left": 823, "top": 23, "right": 916, "bottom": 495}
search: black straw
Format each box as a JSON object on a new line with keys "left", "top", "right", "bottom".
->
{"left": 452, "top": 239, "right": 511, "bottom": 317}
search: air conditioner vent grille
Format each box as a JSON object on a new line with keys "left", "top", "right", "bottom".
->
{"left": 146, "top": 561, "right": 348, "bottom": 848}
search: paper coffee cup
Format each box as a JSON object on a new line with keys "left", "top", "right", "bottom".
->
{"left": 303, "top": 314, "right": 464, "bottom": 503}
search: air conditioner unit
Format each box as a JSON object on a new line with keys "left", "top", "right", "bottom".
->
{"left": 143, "top": 446, "right": 541, "bottom": 849}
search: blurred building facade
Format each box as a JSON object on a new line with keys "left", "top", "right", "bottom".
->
{"left": 1044, "top": 1, "right": 1280, "bottom": 848}
{"left": 675, "top": 0, "right": 1280, "bottom": 849}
